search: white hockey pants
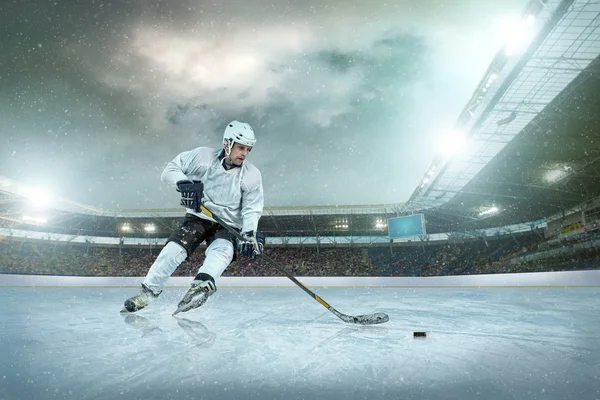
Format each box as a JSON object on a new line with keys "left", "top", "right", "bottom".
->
{"left": 142, "top": 239, "right": 234, "bottom": 295}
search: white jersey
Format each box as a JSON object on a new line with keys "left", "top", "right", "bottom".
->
{"left": 160, "top": 146, "right": 263, "bottom": 233}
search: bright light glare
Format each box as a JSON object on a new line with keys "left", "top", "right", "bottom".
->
{"left": 144, "top": 224, "right": 155, "bottom": 232}
{"left": 502, "top": 14, "right": 536, "bottom": 56}
{"left": 22, "top": 215, "right": 48, "bottom": 224}
{"left": 437, "top": 130, "right": 468, "bottom": 156}
{"left": 26, "top": 187, "right": 54, "bottom": 209}
{"left": 545, "top": 166, "right": 572, "bottom": 184}
{"left": 479, "top": 206, "right": 499, "bottom": 216}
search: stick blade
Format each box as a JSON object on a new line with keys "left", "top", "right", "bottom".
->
{"left": 338, "top": 312, "right": 389, "bottom": 325}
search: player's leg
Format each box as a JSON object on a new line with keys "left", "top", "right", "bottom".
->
{"left": 121, "top": 214, "right": 210, "bottom": 313}
{"left": 174, "top": 228, "right": 237, "bottom": 314}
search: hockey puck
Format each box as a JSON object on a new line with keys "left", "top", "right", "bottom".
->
{"left": 413, "top": 331, "right": 427, "bottom": 338}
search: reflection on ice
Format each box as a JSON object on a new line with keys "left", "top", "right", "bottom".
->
{"left": 175, "top": 317, "right": 217, "bottom": 349}
{"left": 122, "top": 314, "right": 163, "bottom": 337}
{"left": 122, "top": 313, "right": 217, "bottom": 349}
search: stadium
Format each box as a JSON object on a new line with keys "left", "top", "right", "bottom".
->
{"left": 1, "top": 1, "right": 600, "bottom": 399}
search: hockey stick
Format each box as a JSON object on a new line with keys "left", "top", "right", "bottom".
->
{"left": 198, "top": 204, "right": 389, "bottom": 325}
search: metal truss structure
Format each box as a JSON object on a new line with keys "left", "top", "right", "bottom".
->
{"left": 407, "top": 0, "right": 600, "bottom": 213}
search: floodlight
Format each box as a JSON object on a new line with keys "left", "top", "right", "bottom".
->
{"left": 545, "top": 165, "right": 572, "bottom": 184}
{"left": 478, "top": 206, "right": 499, "bottom": 216}
{"left": 26, "top": 186, "right": 54, "bottom": 209}
{"left": 503, "top": 14, "right": 536, "bottom": 56}
{"left": 22, "top": 215, "right": 48, "bottom": 224}
{"left": 144, "top": 224, "right": 156, "bottom": 232}
{"left": 437, "top": 129, "right": 468, "bottom": 156}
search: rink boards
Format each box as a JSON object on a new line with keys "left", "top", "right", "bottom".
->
{"left": 1, "top": 270, "right": 599, "bottom": 288}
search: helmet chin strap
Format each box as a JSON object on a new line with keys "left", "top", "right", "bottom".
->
{"left": 223, "top": 139, "right": 239, "bottom": 168}
{"left": 224, "top": 139, "right": 233, "bottom": 159}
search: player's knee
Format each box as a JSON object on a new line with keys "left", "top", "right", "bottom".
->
{"left": 165, "top": 241, "right": 187, "bottom": 255}
{"left": 165, "top": 238, "right": 193, "bottom": 258}
{"left": 208, "top": 238, "right": 234, "bottom": 261}
{"left": 163, "top": 242, "right": 188, "bottom": 262}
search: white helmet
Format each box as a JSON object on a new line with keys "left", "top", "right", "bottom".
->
{"left": 223, "top": 120, "right": 256, "bottom": 156}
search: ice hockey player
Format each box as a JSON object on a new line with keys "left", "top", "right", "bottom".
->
{"left": 122, "top": 120, "right": 265, "bottom": 314}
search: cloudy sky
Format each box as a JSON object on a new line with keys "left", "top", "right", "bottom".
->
{"left": 0, "top": 0, "right": 528, "bottom": 210}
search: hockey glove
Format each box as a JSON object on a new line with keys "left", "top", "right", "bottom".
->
{"left": 240, "top": 231, "right": 265, "bottom": 258}
{"left": 176, "top": 180, "right": 204, "bottom": 212}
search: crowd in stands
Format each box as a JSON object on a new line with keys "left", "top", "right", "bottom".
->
{"left": 0, "top": 229, "right": 598, "bottom": 278}
{"left": 0, "top": 242, "right": 374, "bottom": 277}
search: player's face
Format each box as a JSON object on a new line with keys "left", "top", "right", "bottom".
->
{"left": 229, "top": 142, "right": 252, "bottom": 165}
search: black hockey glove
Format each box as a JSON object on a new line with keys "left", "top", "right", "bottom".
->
{"left": 240, "top": 231, "right": 265, "bottom": 258}
{"left": 176, "top": 180, "right": 204, "bottom": 212}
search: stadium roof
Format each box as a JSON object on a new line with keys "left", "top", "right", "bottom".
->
{"left": 409, "top": 0, "right": 600, "bottom": 208}
{"left": 406, "top": 0, "right": 600, "bottom": 229}
{"left": 420, "top": 56, "right": 600, "bottom": 233}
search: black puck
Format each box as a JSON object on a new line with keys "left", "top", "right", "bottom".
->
{"left": 413, "top": 331, "right": 427, "bottom": 338}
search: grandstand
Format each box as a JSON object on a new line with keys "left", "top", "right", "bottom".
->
{"left": 1, "top": 0, "right": 600, "bottom": 277}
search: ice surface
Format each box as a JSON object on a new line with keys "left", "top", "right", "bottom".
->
{"left": 1, "top": 286, "right": 599, "bottom": 399}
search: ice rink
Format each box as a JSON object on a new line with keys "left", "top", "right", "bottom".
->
{"left": 1, "top": 276, "right": 600, "bottom": 400}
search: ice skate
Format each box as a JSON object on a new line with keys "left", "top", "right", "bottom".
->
{"left": 172, "top": 273, "right": 216, "bottom": 316}
{"left": 121, "top": 284, "right": 160, "bottom": 313}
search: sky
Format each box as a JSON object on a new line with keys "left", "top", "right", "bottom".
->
{"left": 0, "top": 0, "right": 528, "bottom": 210}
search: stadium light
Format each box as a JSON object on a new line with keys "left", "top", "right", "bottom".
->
{"left": 545, "top": 165, "right": 572, "bottom": 184}
{"left": 144, "top": 224, "right": 155, "bottom": 232}
{"left": 481, "top": 72, "right": 500, "bottom": 94}
{"left": 121, "top": 223, "right": 132, "bottom": 232}
{"left": 479, "top": 206, "right": 499, "bottom": 216}
{"left": 25, "top": 186, "right": 54, "bottom": 209}
{"left": 437, "top": 129, "right": 468, "bottom": 157}
{"left": 22, "top": 215, "right": 48, "bottom": 224}
{"left": 502, "top": 14, "right": 536, "bottom": 56}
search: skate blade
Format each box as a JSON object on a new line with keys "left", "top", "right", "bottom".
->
{"left": 172, "top": 302, "right": 195, "bottom": 316}
{"left": 120, "top": 305, "right": 139, "bottom": 314}
{"left": 172, "top": 307, "right": 188, "bottom": 317}
{"left": 172, "top": 292, "right": 207, "bottom": 316}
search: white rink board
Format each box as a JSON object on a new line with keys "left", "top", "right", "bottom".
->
{"left": 1, "top": 270, "right": 599, "bottom": 287}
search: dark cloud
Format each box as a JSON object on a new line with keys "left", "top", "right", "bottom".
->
{"left": 0, "top": 0, "right": 529, "bottom": 209}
